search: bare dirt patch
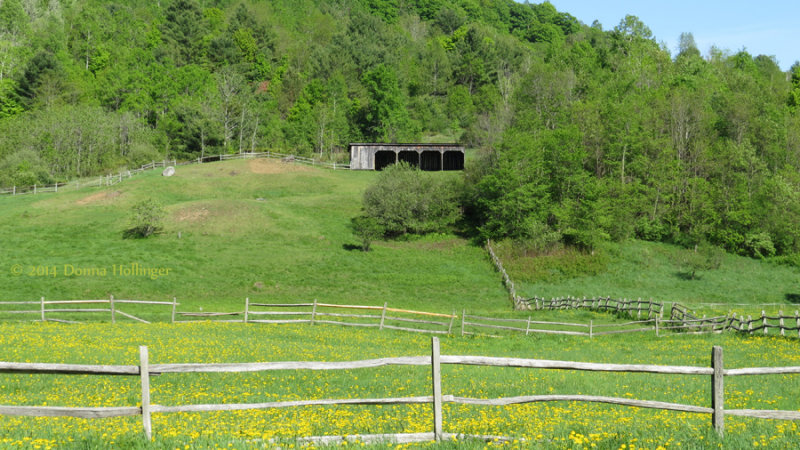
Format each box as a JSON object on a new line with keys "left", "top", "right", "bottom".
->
{"left": 173, "top": 206, "right": 210, "bottom": 223}
{"left": 76, "top": 191, "right": 122, "bottom": 205}
{"left": 248, "top": 158, "right": 313, "bottom": 175}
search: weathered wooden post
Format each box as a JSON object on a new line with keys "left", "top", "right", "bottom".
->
{"left": 762, "top": 310, "right": 767, "bottom": 335}
{"left": 460, "top": 309, "right": 466, "bottom": 336}
{"left": 33, "top": 184, "right": 36, "bottom": 194}
{"left": 110, "top": 295, "right": 116, "bottom": 324}
{"left": 310, "top": 299, "right": 318, "bottom": 326}
{"left": 431, "top": 337, "right": 443, "bottom": 441}
{"left": 171, "top": 297, "right": 177, "bottom": 323}
{"left": 244, "top": 298, "right": 249, "bottom": 324}
{"left": 139, "top": 346, "right": 152, "bottom": 441}
{"left": 796, "top": 311, "right": 799, "bottom": 338}
{"left": 525, "top": 316, "right": 531, "bottom": 336}
{"left": 447, "top": 310, "right": 455, "bottom": 334}
{"left": 711, "top": 346, "right": 724, "bottom": 436}
{"left": 779, "top": 310, "right": 785, "bottom": 337}
{"left": 12, "top": 186, "right": 15, "bottom": 195}
{"left": 40, "top": 296, "right": 45, "bottom": 322}
{"left": 379, "top": 302, "right": 387, "bottom": 330}
{"left": 655, "top": 316, "right": 660, "bottom": 337}
{"left": 589, "top": 320, "right": 593, "bottom": 339}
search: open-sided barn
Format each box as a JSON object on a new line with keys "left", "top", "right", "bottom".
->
{"left": 349, "top": 143, "right": 465, "bottom": 171}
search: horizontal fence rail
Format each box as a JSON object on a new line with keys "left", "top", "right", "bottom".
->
{"left": 1, "top": 339, "right": 799, "bottom": 443}
{"left": 2, "top": 297, "right": 799, "bottom": 339}
{"left": 0, "top": 297, "right": 178, "bottom": 324}
{"left": 0, "top": 151, "right": 350, "bottom": 198}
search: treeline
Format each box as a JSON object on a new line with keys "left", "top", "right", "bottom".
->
{"left": 463, "top": 19, "right": 800, "bottom": 258}
{"left": 2, "top": 0, "right": 800, "bottom": 258}
{"left": 0, "top": 0, "right": 561, "bottom": 185}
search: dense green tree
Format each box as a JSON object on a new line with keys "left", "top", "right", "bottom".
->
{"left": 360, "top": 64, "right": 415, "bottom": 142}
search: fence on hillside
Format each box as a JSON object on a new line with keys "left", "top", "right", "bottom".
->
{"left": 0, "top": 151, "right": 349, "bottom": 198}
{"left": 485, "top": 240, "right": 800, "bottom": 338}
{"left": 485, "top": 240, "right": 527, "bottom": 310}
{"left": 0, "top": 338, "right": 798, "bottom": 443}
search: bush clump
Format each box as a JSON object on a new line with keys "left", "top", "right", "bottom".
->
{"left": 361, "top": 162, "right": 461, "bottom": 237}
{"left": 125, "top": 198, "right": 165, "bottom": 238}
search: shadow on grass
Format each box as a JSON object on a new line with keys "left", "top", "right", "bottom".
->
{"left": 342, "top": 243, "right": 364, "bottom": 251}
{"left": 675, "top": 271, "right": 701, "bottom": 281}
{"left": 785, "top": 293, "right": 800, "bottom": 304}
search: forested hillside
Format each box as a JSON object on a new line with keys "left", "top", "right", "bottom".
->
{"left": 2, "top": 0, "right": 800, "bottom": 258}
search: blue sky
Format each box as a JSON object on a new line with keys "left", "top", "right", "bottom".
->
{"left": 543, "top": 1, "right": 799, "bottom": 70}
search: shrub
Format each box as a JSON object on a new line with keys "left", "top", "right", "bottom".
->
{"left": 350, "top": 215, "right": 384, "bottom": 251}
{"left": 744, "top": 232, "right": 776, "bottom": 259}
{"left": 362, "top": 162, "right": 461, "bottom": 236}
{"left": 676, "top": 242, "right": 723, "bottom": 280}
{"left": 125, "top": 199, "right": 165, "bottom": 238}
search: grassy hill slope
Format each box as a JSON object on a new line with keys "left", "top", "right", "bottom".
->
{"left": 0, "top": 159, "right": 507, "bottom": 314}
{"left": 494, "top": 240, "right": 800, "bottom": 315}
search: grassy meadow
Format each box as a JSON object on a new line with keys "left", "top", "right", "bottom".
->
{"left": 0, "top": 322, "right": 798, "bottom": 448}
{"left": 0, "top": 159, "right": 507, "bottom": 315}
{"left": 494, "top": 240, "right": 800, "bottom": 318}
{"left": 2, "top": 158, "right": 800, "bottom": 448}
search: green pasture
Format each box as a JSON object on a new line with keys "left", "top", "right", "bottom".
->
{"left": 0, "top": 322, "right": 798, "bottom": 448}
{"left": 495, "top": 240, "right": 800, "bottom": 318}
{"left": 0, "top": 160, "right": 506, "bottom": 315}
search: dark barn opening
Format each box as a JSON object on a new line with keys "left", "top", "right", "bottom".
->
{"left": 349, "top": 143, "right": 464, "bottom": 171}
{"left": 443, "top": 151, "right": 464, "bottom": 170}
{"left": 398, "top": 151, "right": 420, "bottom": 167}
{"left": 420, "top": 151, "right": 442, "bottom": 171}
{"left": 374, "top": 151, "right": 397, "bottom": 171}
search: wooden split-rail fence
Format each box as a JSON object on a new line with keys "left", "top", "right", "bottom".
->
{"left": 2, "top": 297, "right": 799, "bottom": 339}
{"left": 0, "top": 338, "right": 798, "bottom": 443}
{"left": 486, "top": 241, "right": 800, "bottom": 338}
{"left": 0, "top": 296, "right": 178, "bottom": 324}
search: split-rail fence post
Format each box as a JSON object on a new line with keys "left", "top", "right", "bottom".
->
{"left": 171, "top": 297, "right": 177, "bottom": 323}
{"left": 448, "top": 310, "right": 455, "bottom": 334}
{"left": 244, "top": 298, "right": 250, "bottom": 324}
{"left": 379, "top": 302, "right": 387, "bottom": 330}
{"left": 140, "top": 346, "right": 152, "bottom": 441}
{"left": 310, "top": 299, "right": 318, "bottom": 325}
{"left": 711, "top": 346, "right": 724, "bottom": 436}
{"left": 431, "top": 337, "right": 443, "bottom": 441}
{"left": 40, "top": 297, "right": 45, "bottom": 321}
{"left": 110, "top": 295, "right": 116, "bottom": 324}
